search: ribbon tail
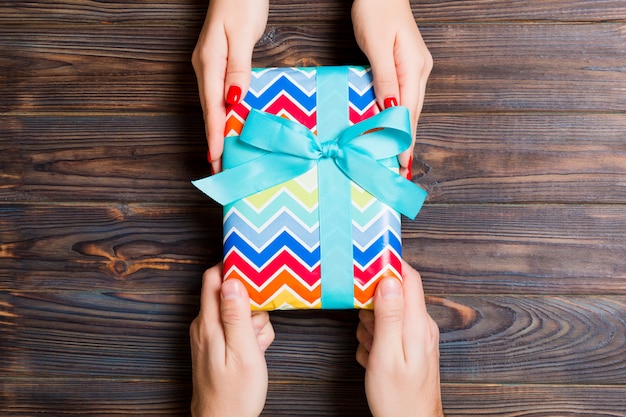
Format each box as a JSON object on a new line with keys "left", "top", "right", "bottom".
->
{"left": 338, "top": 150, "right": 427, "bottom": 219}
{"left": 192, "top": 153, "right": 316, "bottom": 206}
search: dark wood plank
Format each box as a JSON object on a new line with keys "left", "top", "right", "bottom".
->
{"left": 1, "top": 379, "right": 193, "bottom": 416}
{"left": 2, "top": 203, "right": 625, "bottom": 294}
{"left": 3, "top": 113, "right": 626, "bottom": 204}
{"left": 4, "top": 379, "right": 626, "bottom": 417}
{"left": 409, "top": 0, "right": 626, "bottom": 22}
{"left": 3, "top": 291, "right": 626, "bottom": 384}
{"left": 438, "top": 384, "right": 626, "bottom": 417}
{"left": 0, "top": 1, "right": 207, "bottom": 25}
{"left": 406, "top": 204, "right": 626, "bottom": 294}
{"left": 3, "top": 23, "right": 626, "bottom": 113}
{"left": 3, "top": 380, "right": 626, "bottom": 416}
{"left": 421, "top": 22, "right": 626, "bottom": 113}
{"left": 414, "top": 113, "right": 626, "bottom": 204}
{"left": 0, "top": 203, "right": 221, "bottom": 290}
{"left": 0, "top": 115, "right": 210, "bottom": 203}
{"left": 1, "top": 0, "right": 625, "bottom": 24}
{"left": 267, "top": 382, "right": 626, "bottom": 417}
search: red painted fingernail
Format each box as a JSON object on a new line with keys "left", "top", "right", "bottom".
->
{"left": 407, "top": 155, "right": 413, "bottom": 180}
{"left": 383, "top": 96, "right": 398, "bottom": 109}
{"left": 225, "top": 85, "right": 242, "bottom": 105}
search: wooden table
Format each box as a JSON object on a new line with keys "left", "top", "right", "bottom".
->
{"left": 2, "top": 1, "right": 626, "bottom": 415}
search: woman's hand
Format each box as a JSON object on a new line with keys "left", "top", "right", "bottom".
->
{"left": 356, "top": 261, "right": 443, "bottom": 417}
{"left": 192, "top": 0, "right": 269, "bottom": 174}
{"left": 352, "top": 0, "right": 433, "bottom": 180}
{"left": 190, "top": 265, "right": 275, "bottom": 417}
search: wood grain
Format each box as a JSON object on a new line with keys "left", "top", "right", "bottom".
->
{"left": 1, "top": 0, "right": 625, "bottom": 24}
{"left": 414, "top": 113, "right": 626, "bottom": 204}
{"left": 0, "top": 115, "right": 210, "bottom": 203}
{"left": 3, "top": 381, "right": 626, "bottom": 416}
{"left": 2, "top": 290, "right": 625, "bottom": 384}
{"left": 3, "top": 24, "right": 626, "bottom": 113}
{"left": 2, "top": 113, "right": 626, "bottom": 204}
{"left": 3, "top": 0, "right": 626, "bottom": 415}
{"left": 0, "top": 203, "right": 221, "bottom": 288}
{"left": 1, "top": 379, "right": 193, "bottom": 416}
{"left": 2, "top": 203, "right": 625, "bottom": 294}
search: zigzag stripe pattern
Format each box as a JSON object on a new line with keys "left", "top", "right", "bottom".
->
{"left": 222, "top": 67, "right": 402, "bottom": 310}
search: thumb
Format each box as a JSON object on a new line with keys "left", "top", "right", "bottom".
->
{"left": 372, "top": 277, "right": 405, "bottom": 355}
{"left": 220, "top": 278, "right": 257, "bottom": 354}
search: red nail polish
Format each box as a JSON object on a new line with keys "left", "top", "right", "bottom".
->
{"left": 226, "top": 85, "right": 242, "bottom": 105}
{"left": 407, "top": 156, "right": 413, "bottom": 180}
{"left": 383, "top": 97, "right": 398, "bottom": 109}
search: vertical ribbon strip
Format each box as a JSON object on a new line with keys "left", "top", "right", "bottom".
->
{"left": 316, "top": 66, "right": 354, "bottom": 309}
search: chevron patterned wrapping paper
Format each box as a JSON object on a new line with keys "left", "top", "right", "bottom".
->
{"left": 203, "top": 66, "right": 421, "bottom": 310}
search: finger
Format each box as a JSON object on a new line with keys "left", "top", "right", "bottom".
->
{"left": 223, "top": 33, "right": 255, "bottom": 107}
{"left": 199, "top": 264, "right": 224, "bottom": 320}
{"left": 355, "top": 342, "right": 370, "bottom": 369}
{"left": 205, "top": 68, "right": 227, "bottom": 174}
{"left": 396, "top": 30, "right": 432, "bottom": 174}
{"left": 251, "top": 311, "right": 275, "bottom": 351}
{"left": 395, "top": 56, "right": 419, "bottom": 173}
{"left": 197, "top": 264, "right": 226, "bottom": 356}
{"left": 251, "top": 310, "right": 270, "bottom": 335}
{"left": 366, "top": 44, "right": 400, "bottom": 113}
{"left": 356, "top": 323, "right": 373, "bottom": 355}
{"left": 371, "top": 276, "right": 405, "bottom": 358}
{"left": 358, "top": 308, "right": 375, "bottom": 336}
{"left": 193, "top": 33, "right": 228, "bottom": 174}
{"left": 220, "top": 278, "right": 259, "bottom": 355}
{"left": 256, "top": 319, "right": 275, "bottom": 353}
{"left": 401, "top": 260, "right": 428, "bottom": 316}
{"left": 400, "top": 260, "right": 433, "bottom": 351}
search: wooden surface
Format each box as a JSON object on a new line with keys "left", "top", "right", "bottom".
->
{"left": 2, "top": 1, "right": 626, "bottom": 415}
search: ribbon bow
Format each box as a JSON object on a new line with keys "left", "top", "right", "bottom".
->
{"left": 192, "top": 106, "right": 426, "bottom": 219}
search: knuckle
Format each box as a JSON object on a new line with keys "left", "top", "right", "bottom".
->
{"left": 221, "top": 306, "right": 243, "bottom": 328}
{"left": 428, "top": 317, "right": 440, "bottom": 342}
{"left": 376, "top": 76, "right": 398, "bottom": 93}
{"left": 417, "top": 50, "right": 434, "bottom": 77}
{"left": 376, "top": 306, "right": 404, "bottom": 324}
{"left": 191, "top": 45, "right": 207, "bottom": 70}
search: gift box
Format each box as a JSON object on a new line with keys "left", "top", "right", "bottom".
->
{"left": 193, "top": 66, "right": 427, "bottom": 310}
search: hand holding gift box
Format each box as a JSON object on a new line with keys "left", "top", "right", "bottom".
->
{"left": 193, "top": 66, "right": 427, "bottom": 310}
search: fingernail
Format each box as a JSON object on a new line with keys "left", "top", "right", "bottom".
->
{"left": 221, "top": 279, "right": 243, "bottom": 300}
{"left": 379, "top": 277, "right": 401, "bottom": 300}
{"left": 383, "top": 96, "right": 398, "bottom": 109}
{"left": 225, "top": 85, "right": 242, "bottom": 105}
{"left": 407, "top": 155, "right": 413, "bottom": 180}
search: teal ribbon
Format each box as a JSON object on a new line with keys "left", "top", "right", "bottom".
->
{"left": 316, "top": 66, "right": 353, "bottom": 309}
{"left": 192, "top": 66, "right": 427, "bottom": 309}
{"left": 192, "top": 106, "right": 427, "bottom": 218}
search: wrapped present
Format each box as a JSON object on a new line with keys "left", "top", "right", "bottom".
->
{"left": 193, "top": 66, "right": 427, "bottom": 310}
